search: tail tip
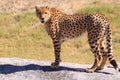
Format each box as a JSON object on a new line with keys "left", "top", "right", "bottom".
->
{"left": 110, "top": 60, "right": 118, "bottom": 70}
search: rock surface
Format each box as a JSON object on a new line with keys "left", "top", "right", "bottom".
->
{"left": 0, "top": 58, "right": 120, "bottom": 80}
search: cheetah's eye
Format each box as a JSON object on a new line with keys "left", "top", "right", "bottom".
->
{"left": 44, "top": 12, "right": 47, "bottom": 14}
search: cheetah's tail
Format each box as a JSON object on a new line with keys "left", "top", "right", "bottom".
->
{"left": 105, "top": 24, "right": 119, "bottom": 71}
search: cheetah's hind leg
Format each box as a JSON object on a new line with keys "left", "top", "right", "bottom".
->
{"left": 86, "top": 42, "right": 103, "bottom": 73}
{"left": 96, "top": 39, "right": 108, "bottom": 70}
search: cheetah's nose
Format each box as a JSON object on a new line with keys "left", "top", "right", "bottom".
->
{"left": 41, "top": 18, "right": 44, "bottom": 20}
{"left": 41, "top": 18, "right": 44, "bottom": 23}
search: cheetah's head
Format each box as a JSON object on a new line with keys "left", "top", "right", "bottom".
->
{"left": 35, "top": 6, "right": 51, "bottom": 23}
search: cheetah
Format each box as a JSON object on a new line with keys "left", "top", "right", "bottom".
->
{"left": 35, "top": 6, "right": 119, "bottom": 73}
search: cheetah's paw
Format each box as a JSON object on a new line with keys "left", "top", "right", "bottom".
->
{"left": 86, "top": 68, "right": 95, "bottom": 73}
{"left": 51, "top": 62, "right": 59, "bottom": 69}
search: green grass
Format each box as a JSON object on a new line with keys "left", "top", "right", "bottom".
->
{"left": 0, "top": 4, "right": 120, "bottom": 64}
{"left": 78, "top": 5, "right": 120, "bottom": 28}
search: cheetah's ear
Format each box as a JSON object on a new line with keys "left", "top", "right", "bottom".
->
{"left": 35, "top": 6, "right": 39, "bottom": 11}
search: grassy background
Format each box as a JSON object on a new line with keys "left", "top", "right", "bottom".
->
{"left": 0, "top": 2, "right": 120, "bottom": 64}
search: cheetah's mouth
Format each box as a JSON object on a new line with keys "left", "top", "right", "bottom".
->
{"left": 41, "top": 20, "right": 45, "bottom": 23}
{"left": 40, "top": 18, "right": 45, "bottom": 23}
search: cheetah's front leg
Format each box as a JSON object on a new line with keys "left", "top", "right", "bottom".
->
{"left": 51, "top": 39, "right": 61, "bottom": 69}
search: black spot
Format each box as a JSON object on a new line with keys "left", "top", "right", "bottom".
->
{"left": 93, "top": 50, "right": 97, "bottom": 53}
{"left": 107, "top": 39, "right": 111, "bottom": 42}
{"left": 107, "top": 44, "right": 111, "bottom": 47}
{"left": 91, "top": 46, "right": 95, "bottom": 48}
{"left": 108, "top": 48, "right": 111, "bottom": 51}
{"left": 101, "top": 47, "right": 104, "bottom": 50}
{"left": 109, "top": 57, "right": 113, "bottom": 61}
{"left": 54, "top": 40, "right": 59, "bottom": 43}
{"left": 102, "top": 54, "right": 107, "bottom": 57}
{"left": 55, "top": 50, "right": 60, "bottom": 53}
{"left": 54, "top": 44, "right": 59, "bottom": 48}
{"left": 108, "top": 54, "right": 112, "bottom": 57}
{"left": 90, "top": 41, "right": 95, "bottom": 44}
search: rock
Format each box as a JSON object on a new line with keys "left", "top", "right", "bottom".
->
{"left": 0, "top": 58, "right": 120, "bottom": 80}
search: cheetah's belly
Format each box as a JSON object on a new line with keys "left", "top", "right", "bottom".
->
{"left": 61, "top": 30, "right": 87, "bottom": 41}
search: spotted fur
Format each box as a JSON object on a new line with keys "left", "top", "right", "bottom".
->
{"left": 35, "top": 6, "right": 119, "bottom": 73}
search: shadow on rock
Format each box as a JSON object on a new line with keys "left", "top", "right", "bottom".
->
{"left": 0, "top": 64, "right": 112, "bottom": 74}
{"left": 0, "top": 64, "right": 85, "bottom": 74}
